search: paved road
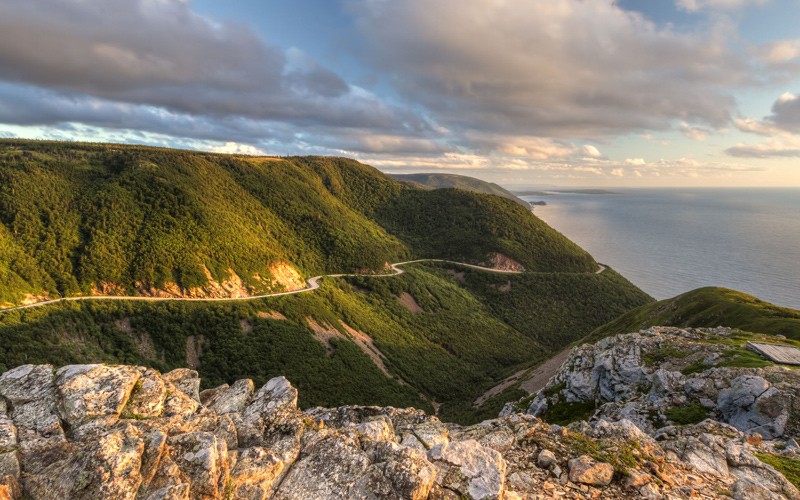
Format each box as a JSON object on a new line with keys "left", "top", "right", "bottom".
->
{"left": 0, "top": 259, "right": 605, "bottom": 313}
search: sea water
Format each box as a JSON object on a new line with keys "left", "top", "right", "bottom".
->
{"left": 523, "top": 188, "right": 800, "bottom": 309}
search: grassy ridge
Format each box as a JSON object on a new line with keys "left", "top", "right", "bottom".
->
{"left": 588, "top": 287, "right": 800, "bottom": 342}
{"left": 0, "top": 140, "right": 595, "bottom": 306}
{"left": 0, "top": 263, "right": 650, "bottom": 423}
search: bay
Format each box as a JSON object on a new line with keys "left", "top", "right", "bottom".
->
{"left": 523, "top": 188, "right": 800, "bottom": 309}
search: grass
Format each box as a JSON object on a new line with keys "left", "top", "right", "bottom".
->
{"left": 718, "top": 348, "right": 773, "bottom": 369}
{"left": 755, "top": 453, "right": 800, "bottom": 489}
{"left": 564, "top": 433, "right": 644, "bottom": 476}
{"left": 588, "top": 287, "right": 800, "bottom": 342}
{"left": 664, "top": 402, "right": 709, "bottom": 425}
{"left": 540, "top": 400, "right": 597, "bottom": 426}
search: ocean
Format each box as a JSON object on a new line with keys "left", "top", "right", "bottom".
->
{"left": 522, "top": 188, "right": 800, "bottom": 310}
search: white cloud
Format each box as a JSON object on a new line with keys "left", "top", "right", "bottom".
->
{"left": 611, "top": 168, "right": 625, "bottom": 177}
{"left": 679, "top": 122, "right": 712, "bottom": 141}
{"left": 759, "top": 40, "right": 800, "bottom": 65}
{"left": 676, "top": 0, "right": 769, "bottom": 12}
{"left": 348, "top": 0, "right": 747, "bottom": 139}
{"left": 625, "top": 158, "right": 647, "bottom": 166}
{"left": 728, "top": 92, "right": 800, "bottom": 157}
{"left": 210, "top": 142, "right": 268, "bottom": 156}
{"left": 582, "top": 145, "right": 602, "bottom": 158}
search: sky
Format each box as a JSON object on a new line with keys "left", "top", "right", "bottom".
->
{"left": 1, "top": 0, "right": 800, "bottom": 187}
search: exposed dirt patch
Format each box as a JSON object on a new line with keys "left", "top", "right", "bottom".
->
{"left": 473, "top": 367, "right": 530, "bottom": 407}
{"left": 20, "top": 293, "right": 51, "bottom": 305}
{"left": 266, "top": 262, "right": 305, "bottom": 292}
{"left": 473, "top": 347, "right": 573, "bottom": 407}
{"left": 518, "top": 348, "right": 573, "bottom": 394}
{"left": 339, "top": 323, "right": 402, "bottom": 383}
{"left": 486, "top": 252, "right": 525, "bottom": 272}
{"left": 257, "top": 311, "right": 287, "bottom": 320}
{"left": 447, "top": 270, "right": 466, "bottom": 282}
{"left": 186, "top": 335, "right": 206, "bottom": 369}
{"left": 240, "top": 319, "right": 252, "bottom": 335}
{"left": 496, "top": 281, "right": 512, "bottom": 292}
{"left": 133, "top": 262, "right": 305, "bottom": 299}
{"left": 306, "top": 318, "right": 345, "bottom": 356}
{"left": 395, "top": 292, "right": 424, "bottom": 313}
{"left": 115, "top": 318, "right": 158, "bottom": 359}
{"left": 91, "top": 281, "right": 126, "bottom": 295}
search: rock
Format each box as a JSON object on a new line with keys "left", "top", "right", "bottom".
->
{"left": 625, "top": 471, "right": 651, "bottom": 488}
{"left": 538, "top": 448, "right": 557, "bottom": 469}
{"left": 206, "top": 379, "right": 254, "bottom": 415}
{"left": 23, "top": 425, "right": 145, "bottom": 499}
{"left": 399, "top": 419, "right": 449, "bottom": 451}
{"left": 428, "top": 439, "right": 507, "bottom": 499}
{"left": 167, "top": 432, "right": 229, "bottom": 499}
{"left": 238, "top": 377, "right": 299, "bottom": 448}
{"left": 163, "top": 369, "right": 201, "bottom": 402}
{"left": 273, "top": 430, "right": 435, "bottom": 499}
{"left": 717, "top": 375, "right": 780, "bottom": 437}
{"left": 228, "top": 446, "right": 284, "bottom": 499}
{"left": 0, "top": 365, "right": 64, "bottom": 451}
{"left": 732, "top": 478, "right": 784, "bottom": 500}
{"left": 568, "top": 455, "right": 614, "bottom": 486}
{"left": 356, "top": 416, "right": 396, "bottom": 442}
{"left": 0, "top": 359, "right": 797, "bottom": 499}
{"left": 55, "top": 364, "right": 142, "bottom": 429}
{"left": 123, "top": 368, "right": 167, "bottom": 419}
{"left": 0, "top": 365, "right": 56, "bottom": 404}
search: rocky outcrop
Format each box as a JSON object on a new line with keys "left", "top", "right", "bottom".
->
{"left": 0, "top": 360, "right": 797, "bottom": 499}
{"left": 524, "top": 327, "right": 800, "bottom": 440}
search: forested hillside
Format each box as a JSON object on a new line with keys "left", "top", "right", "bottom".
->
{"left": 0, "top": 262, "right": 651, "bottom": 423}
{"left": 390, "top": 172, "right": 529, "bottom": 207}
{"left": 0, "top": 140, "right": 655, "bottom": 423}
{"left": 0, "top": 140, "right": 595, "bottom": 307}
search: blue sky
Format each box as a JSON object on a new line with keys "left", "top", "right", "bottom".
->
{"left": 1, "top": 0, "right": 799, "bottom": 187}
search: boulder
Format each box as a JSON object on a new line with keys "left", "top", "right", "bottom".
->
{"left": 123, "top": 368, "right": 167, "bottom": 419}
{"left": 428, "top": 439, "right": 507, "bottom": 499}
{"left": 206, "top": 379, "right": 254, "bottom": 415}
{"left": 55, "top": 364, "right": 142, "bottom": 429}
{"left": 163, "top": 369, "right": 201, "bottom": 402}
{"left": 567, "top": 455, "right": 614, "bottom": 486}
{"left": 167, "top": 432, "right": 229, "bottom": 499}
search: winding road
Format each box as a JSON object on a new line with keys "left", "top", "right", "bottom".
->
{"left": 0, "top": 259, "right": 606, "bottom": 313}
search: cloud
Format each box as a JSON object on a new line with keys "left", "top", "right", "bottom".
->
{"left": 758, "top": 40, "right": 800, "bottom": 65}
{"left": 676, "top": 0, "right": 769, "bottom": 11}
{"left": 727, "top": 92, "right": 800, "bottom": 157}
{"left": 348, "top": 0, "right": 748, "bottom": 140}
{"left": 0, "top": 0, "right": 430, "bottom": 135}
{"left": 679, "top": 122, "right": 712, "bottom": 141}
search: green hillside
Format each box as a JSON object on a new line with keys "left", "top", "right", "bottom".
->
{"left": 0, "top": 140, "right": 655, "bottom": 423}
{"left": 588, "top": 287, "right": 800, "bottom": 342}
{"left": 390, "top": 173, "right": 529, "bottom": 207}
{"left": 0, "top": 140, "right": 595, "bottom": 308}
{"left": 0, "top": 262, "right": 651, "bottom": 424}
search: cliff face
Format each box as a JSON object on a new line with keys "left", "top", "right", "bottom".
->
{"left": 0, "top": 330, "right": 797, "bottom": 499}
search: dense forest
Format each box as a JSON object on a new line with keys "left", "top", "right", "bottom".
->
{"left": 0, "top": 263, "right": 651, "bottom": 423}
{"left": 0, "top": 140, "right": 596, "bottom": 307}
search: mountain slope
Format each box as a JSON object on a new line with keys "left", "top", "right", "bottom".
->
{"left": 0, "top": 140, "right": 595, "bottom": 307}
{"left": 588, "top": 287, "right": 800, "bottom": 342}
{"left": 0, "top": 262, "right": 651, "bottom": 423}
{"left": 390, "top": 172, "right": 529, "bottom": 206}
